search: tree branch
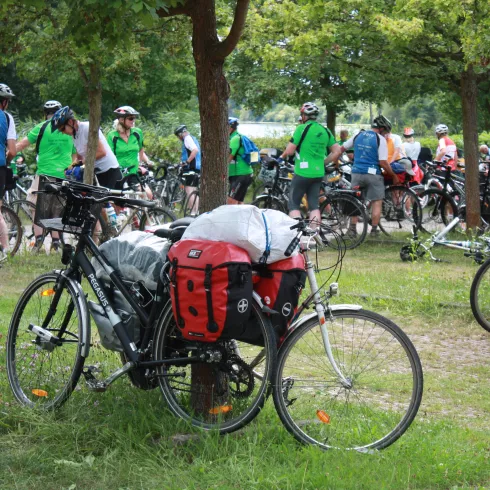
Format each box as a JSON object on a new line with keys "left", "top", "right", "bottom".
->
{"left": 156, "top": 4, "right": 189, "bottom": 18}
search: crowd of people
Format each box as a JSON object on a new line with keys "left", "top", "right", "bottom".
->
{"left": 1, "top": 79, "right": 481, "bottom": 254}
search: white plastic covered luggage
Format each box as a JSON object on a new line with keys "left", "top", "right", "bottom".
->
{"left": 180, "top": 205, "right": 298, "bottom": 264}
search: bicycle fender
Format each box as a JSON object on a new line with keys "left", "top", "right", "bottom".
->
{"left": 57, "top": 270, "right": 91, "bottom": 358}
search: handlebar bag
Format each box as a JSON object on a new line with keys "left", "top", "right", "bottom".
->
{"left": 168, "top": 239, "right": 253, "bottom": 342}
{"left": 253, "top": 254, "right": 306, "bottom": 340}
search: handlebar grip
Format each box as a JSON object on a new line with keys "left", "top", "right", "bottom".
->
{"left": 284, "top": 236, "right": 301, "bottom": 257}
{"left": 112, "top": 198, "right": 156, "bottom": 208}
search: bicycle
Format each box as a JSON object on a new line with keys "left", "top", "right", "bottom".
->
{"left": 470, "top": 255, "right": 490, "bottom": 333}
{"left": 0, "top": 204, "right": 23, "bottom": 261}
{"left": 6, "top": 180, "right": 276, "bottom": 434}
{"left": 270, "top": 220, "right": 423, "bottom": 451}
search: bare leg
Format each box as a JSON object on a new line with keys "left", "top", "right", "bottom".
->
{"left": 371, "top": 199, "right": 382, "bottom": 227}
{"left": 0, "top": 201, "right": 8, "bottom": 250}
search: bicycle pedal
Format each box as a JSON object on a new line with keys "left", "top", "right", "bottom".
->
{"left": 82, "top": 366, "right": 107, "bottom": 392}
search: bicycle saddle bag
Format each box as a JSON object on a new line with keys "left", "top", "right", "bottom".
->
{"left": 253, "top": 254, "right": 306, "bottom": 340}
{"left": 168, "top": 239, "right": 253, "bottom": 342}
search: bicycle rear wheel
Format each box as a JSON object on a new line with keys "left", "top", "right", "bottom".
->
{"left": 470, "top": 258, "right": 490, "bottom": 332}
{"left": 320, "top": 194, "right": 368, "bottom": 249}
{"left": 6, "top": 272, "right": 87, "bottom": 409}
{"left": 418, "top": 188, "right": 458, "bottom": 234}
{"left": 378, "top": 186, "right": 422, "bottom": 236}
{"left": 139, "top": 206, "right": 177, "bottom": 230}
{"left": 1, "top": 205, "right": 22, "bottom": 257}
{"left": 183, "top": 191, "right": 200, "bottom": 217}
{"left": 272, "top": 309, "right": 423, "bottom": 451}
{"left": 153, "top": 301, "right": 277, "bottom": 433}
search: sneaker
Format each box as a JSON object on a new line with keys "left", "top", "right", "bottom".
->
{"left": 50, "top": 240, "right": 62, "bottom": 253}
{"left": 370, "top": 229, "right": 381, "bottom": 238}
{"left": 31, "top": 236, "right": 44, "bottom": 254}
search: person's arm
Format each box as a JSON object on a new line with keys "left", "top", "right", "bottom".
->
{"left": 185, "top": 148, "right": 198, "bottom": 164}
{"left": 378, "top": 135, "right": 399, "bottom": 184}
{"left": 435, "top": 138, "right": 446, "bottom": 161}
{"left": 325, "top": 143, "right": 341, "bottom": 165}
{"left": 139, "top": 148, "right": 152, "bottom": 165}
{"left": 280, "top": 142, "right": 297, "bottom": 159}
{"left": 16, "top": 137, "right": 31, "bottom": 153}
{"left": 6, "top": 139, "right": 16, "bottom": 163}
{"left": 380, "top": 160, "right": 399, "bottom": 183}
{"left": 95, "top": 138, "right": 106, "bottom": 160}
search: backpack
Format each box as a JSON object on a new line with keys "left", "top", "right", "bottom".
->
{"left": 238, "top": 135, "right": 260, "bottom": 165}
{"left": 168, "top": 239, "right": 253, "bottom": 342}
{"left": 112, "top": 131, "right": 141, "bottom": 156}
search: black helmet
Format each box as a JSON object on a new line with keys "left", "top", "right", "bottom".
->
{"left": 51, "top": 106, "right": 75, "bottom": 131}
{"left": 174, "top": 124, "right": 187, "bottom": 136}
{"left": 372, "top": 115, "right": 392, "bottom": 132}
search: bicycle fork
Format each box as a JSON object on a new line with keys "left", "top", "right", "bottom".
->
{"left": 304, "top": 258, "right": 352, "bottom": 389}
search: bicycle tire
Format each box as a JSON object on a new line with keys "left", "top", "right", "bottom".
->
{"left": 11, "top": 199, "right": 36, "bottom": 252}
{"left": 378, "top": 186, "right": 422, "bottom": 236}
{"left": 251, "top": 195, "right": 288, "bottom": 214}
{"left": 470, "top": 257, "right": 490, "bottom": 332}
{"left": 417, "top": 188, "right": 458, "bottom": 234}
{"left": 1, "top": 205, "right": 22, "bottom": 257}
{"left": 153, "top": 301, "right": 277, "bottom": 433}
{"left": 272, "top": 309, "right": 423, "bottom": 451}
{"left": 139, "top": 206, "right": 176, "bottom": 230}
{"left": 319, "top": 193, "right": 368, "bottom": 250}
{"left": 183, "top": 191, "right": 200, "bottom": 217}
{"left": 6, "top": 272, "right": 87, "bottom": 409}
{"left": 252, "top": 184, "right": 267, "bottom": 200}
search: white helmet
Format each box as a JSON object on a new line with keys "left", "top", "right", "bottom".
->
{"left": 44, "top": 100, "right": 63, "bottom": 112}
{"left": 114, "top": 106, "right": 139, "bottom": 117}
{"left": 0, "top": 83, "right": 15, "bottom": 99}
{"left": 435, "top": 124, "right": 448, "bottom": 135}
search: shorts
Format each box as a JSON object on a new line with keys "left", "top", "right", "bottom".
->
{"left": 229, "top": 174, "right": 253, "bottom": 202}
{"left": 288, "top": 174, "right": 323, "bottom": 212}
{"left": 0, "top": 166, "right": 6, "bottom": 200}
{"left": 183, "top": 170, "right": 200, "bottom": 187}
{"left": 351, "top": 173, "right": 385, "bottom": 201}
{"left": 97, "top": 167, "right": 123, "bottom": 189}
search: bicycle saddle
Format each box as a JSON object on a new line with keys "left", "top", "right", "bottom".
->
{"left": 169, "top": 217, "right": 195, "bottom": 229}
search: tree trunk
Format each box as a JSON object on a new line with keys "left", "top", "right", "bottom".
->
{"left": 84, "top": 63, "right": 102, "bottom": 185}
{"left": 461, "top": 65, "right": 480, "bottom": 231}
{"left": 190, "top": 2, "right": 230, "bottom": 213}
{"left": 326, "top": 106, "right": 336, "bottom": 135}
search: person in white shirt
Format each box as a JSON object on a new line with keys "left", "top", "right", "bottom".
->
{"left": 402, "top": 127, "right": 423, "bottom": 184}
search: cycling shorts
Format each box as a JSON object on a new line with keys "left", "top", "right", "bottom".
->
{"left": 97, "top": 167, "right": 123, "bottom": 189}
{"left": 229, "top": 175, "right": 253, "bottom": 202}
{"left": 183, "top": 170, "right": 200, "bottom": 187}
{"left": 0, "top": 166, "right": 6, "bottom": 200}
{"left": 288, "top": 174, "right": 323, "bottom": 212}
{"left": 351, "top": 173, "right": 385, "bottom": 201}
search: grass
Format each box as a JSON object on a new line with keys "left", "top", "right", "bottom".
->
{"left": 0, "top": 241, "right": 489, "bottom": 489}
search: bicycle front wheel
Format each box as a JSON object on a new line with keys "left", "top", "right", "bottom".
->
{"left": 418, "top": 188, "right": 458, "bottom": 234}
{"left": 6, "top": 272, "right": 87, "bottom": 409}
{"left": 1, "top": 205, "right": 22, "bottom": 257}
{"left": 379, "top": 186, "right": 422, "bottom": 236}
{"left": 139, "top": 206, "right": 177, "bottom": 230}
{"left": 320, "top": 194, "right": 368, "bottom": 250}
{"left": 470, "top": 258, "right": 490, "bottom": 332}
{"left": 272, "top": 309, "right": 423, "bottom": 451}
{"left": 11, "top": 199, "right": 36, "bottom": 252}
{"left": 153, "top": 301, "right": 277, "bottom": 433}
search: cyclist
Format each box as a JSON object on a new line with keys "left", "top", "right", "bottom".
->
{"left": 174, "top": 124, "right": 201, "bottom": 214}
{"left": 0, "top": 83, "right": 17, "bottom": 256}
{"left": 385, "top": 131, "right": 405, "bottom": 164}
{"left": 107, "top": 106, "right": 152, "bottom": 186}
{"left": 51, "top": 106, "right": 122, "bottom": 189}
{"left": 339, "top": 115, "right": 399, "bottom": 237}
{"left": 402, "top": 127, "right": 423, "bottom": 184}
{"left": 279, "top": 102, "right": 339, "bottom": 227}
{"left": 16, "top": 100, "right": 78, "bottom": 252}
{"left": 228, "top": 117, "right": 253, "bottom": 205}
{"left": 479, "top": 144, "right": 490, "bottom": 163}
{"left": 435, "top": 124, "right": 457, "bottom": 170}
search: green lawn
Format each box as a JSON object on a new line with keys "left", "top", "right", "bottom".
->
{"left": 0, "top": 241, "right": 489, "bottom": 489}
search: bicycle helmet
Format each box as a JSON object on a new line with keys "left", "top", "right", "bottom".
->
{"left": 43, "top": 100, "right": 62, "bottom": 113}
{"left": 371, "top": 115, "right": 392, "bottom": 132}
{"left": 228, "top": 117, "right": 239, "bottom": 129}
{"left": 174, "top": 124, "right": 187, "bottom": 136}
{"left": 0, "top": 83, "right": 15, "bottom": 99}
{"left": 435, "top": 124, "right": 448, "bottom": 135}
{"left": 300, "top": 102, "right": 319, "bottom": 117}
{"left": 114, "top": 106, "right": 139, "bottom": 117}
{"left": 403, "top": 127, "right": 415, "bottom": 137}
{"left": 51, "top": 106, "right": 75, "bottom": 131}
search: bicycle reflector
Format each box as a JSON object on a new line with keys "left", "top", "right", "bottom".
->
{"left": 41, "top": 289, "right": 55, "bottom": 297}
{"left": 32, "top": 389, "right": 48, "bottom": 397}
{"left": 209, "top": 405, "right": 233, "bottom": 415}
{"left": 316, "top": 410, "right": 331, "bottom": 424}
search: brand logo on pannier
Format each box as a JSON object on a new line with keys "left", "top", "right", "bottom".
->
{"left": 188, "top": 249, "right": 202, "bottom": 259}
{"left": 282, "top": 302, "right": 292, "bottom": 317}
{"left": 237, "top": 299, "right": 249, "bottom": 313}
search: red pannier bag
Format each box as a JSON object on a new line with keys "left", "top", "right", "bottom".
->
{"left": 253, "top": 254, "right": 307, "bottom": 340}
{"left": 167, "top": 239, "right": 253, "bottom": 342}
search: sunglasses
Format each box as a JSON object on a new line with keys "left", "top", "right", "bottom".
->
{"left": 126, "top": 117, "right": 136, "bottom": 121}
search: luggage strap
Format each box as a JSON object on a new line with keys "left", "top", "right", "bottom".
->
{"left": 204, "top": 264, "right": 219, "bottom": 333}
{"left": 171, "top": 258, "right": 185, "bottom": 328}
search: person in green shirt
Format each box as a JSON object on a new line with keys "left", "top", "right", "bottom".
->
{"left": 279, "top": 102, "right": 340, "bottom": 227}
{"left": 228, "top": 117, "right": 254, "bottom": 205}
{"left": 16, "top": 100, "right": 77, "bottom": 252}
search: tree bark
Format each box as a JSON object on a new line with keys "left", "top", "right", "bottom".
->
{"left": 326, "top": 105, "right": 337, "bottom": 135}
{"left": 84, "top": 63, "right": 102, "bottom": 185}
{"left": 460, "top": 65, "right": 480, "bottom": 231}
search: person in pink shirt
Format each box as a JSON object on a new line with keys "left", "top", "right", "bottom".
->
{"left": 435, "top": 124, "right": 457, "bottom": 170}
